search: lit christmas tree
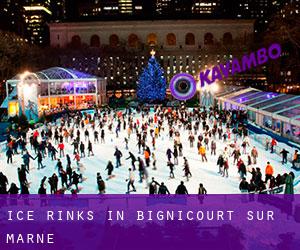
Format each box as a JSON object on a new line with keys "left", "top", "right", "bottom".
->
{"left": 137, "top": 50, "right": 166, "bottom": 102}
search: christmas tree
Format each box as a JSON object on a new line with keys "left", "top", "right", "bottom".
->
{"left": 137, "top": 50, "right": 166, "bottom": 102}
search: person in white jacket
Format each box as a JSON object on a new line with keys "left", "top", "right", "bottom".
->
{"left": 126, "top": 168, "right": 136, "bottom": 193}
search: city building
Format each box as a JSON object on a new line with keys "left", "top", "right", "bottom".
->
{"left": 23, "top": 0, "right": 52, "bottom": 45}
{"left": 192, "top": 0, "right": 222, "bottom": 15}
{"left": 49, "top": 19, "right": 255, "bottom": 98}
{"left": 119, "top": 0, "right": 133, "bottom": 14}
{"left": 0, "top": 0, "right": 26, "bottom": 37}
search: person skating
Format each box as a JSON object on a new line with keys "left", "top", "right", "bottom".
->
{"left": 175, "top": 181, "right": 188, "bottom": 194}
{"left": 60, "top": 169, "right": 68, "bottom": 188}
{"left": 84, "top": 129, "right": 89, "bottom": 141}
{"left": 72, "top": 171, "right": 80, "bottom": 191}
{"left": 22, "top": 151, "right": 35, "bottom": 171}
{"left": 211, "top": 140, "right": 216, "bottom": 156}
{"left": 87, "top": 140, "right": 94, "bottom": 156}
{"left": 217, "top": 154, "right": 224, "bottom": 175}
{"left": 166, "top": 148, "right": 172, "bottom": 162}
{"left": 124, "top": 137, "right": 129, "bottom": 150}
{"left": 56, "top": 159, "right": 63, "bottom": 176}
{"left": 58, "top": 142, "right": 65, "bottom": 158}
{"left": 20, "top": 182, "right": 30, "bottom": 195}
{"left": 270, "top": 138, "right": 277, "bottom": 153}
{"left": 284, "top": 172, "right": 295, "bottom": 194}
{"left": 66, "top": 154, "right": 71, "bottom": 168}
{"left": 251, "top": 146, "right": 258, "bottom": 165}
{"left": 38, "top": 177, "right": 47, "bottom": 194}
{"left": 231, "top": 148, "right": 241, "bottom": 165}
{"left": 80, "top": 141, "right": 85, "bottom": 158}
{"left": 114, "top": 147, "right": 123, "bottom": 168}
{"left": 74, "top": 152, "right": 80, "bottom": 167}
{"left": 35, "top": 151, "right": 45, "bottom": 170}
{"left": 188, "top": 133, "right": 195, "bottom": 148}
{"left": 97, "top": 173, "right": 106, "bottom": 194}
{"left": 265, "top": 162, "right": 274, "bottom": 183}
{"left": 241, "top": 139, "right": 249, "bottom": 155}
{"left": 8, "top": 183, "right": 20, "bottom": 194}
{"left": 199, "top": 145, "right": 207, "bottom": 162}
{"left": 168, "top": 161, "right": 175, "bottom": 178}
{"left": 6, "top": 148, "right": 13, "bottom": 164}
{"left": 222, "top": 148, "right": 229, "bottom": 178}
{"left": 126, "top": 152, "right": 137, "bottom": 171}
{"left": 48, "top": 174, "right": 58, "bottom": 194}
{"left": 178, "top": 142, "right": 183, "bottom": 156}
{"left": 254, "top": 167, "right": 263, "bottom": 187}
{"left": 126, "top": 168, "right": 136, "bottom": 193}
{"left": 237, "top": 159, "right": 247, "bottom": 179}
{"left": 152, "top": 136, "right": 156, "bottom": 150}
{"left": 152, "top": 152, "right": 157, "bottom": 170}
{"left": 173, "top": 145, "right": 179, "bottom": 165}
{"left": 292, "top": 150, "right": 299, "bottom": 168}
{"left": 158, "top": 182, "right": 170, "bottom": 194}
{"left": 149, "top": 177, "right": 160, "bottom": 194}
{"left": 105, "top": 161, "right": 114, "bottom": 180}
{"left": 198, "top": 183, "right": 207, "bottom": 194}
{"left": 18, "top": 165, "right": 28, "bottom": 187}
{"left": 279, "top": 148, "right": 289, "bottom": 165}
{"left": 71, "top": 140, "right": 79, "bottom": 154}
{"left": 239, "top": 178, "right": 249, "bottom": 193}
{"left": 100, "top": 129, "right": 105, "bottom": 143}
{"left": 248, "top": 180, "right": 256, "bottom": 193}
{"left": 137, "top": 157, "right": 145, "bottom": 183}
{"left": 265, "top": 138, "right": 270, "bottom": 151}
{"left": 94, "top": 130, "right": 99, "bottom": 143}
{"left": 137, "top": 139, "right": 142, "bottom": 154}
{"left": 50, "top": 145, "right": 58, "bottom": 161}
{"left": 183, "top": 157, "right": 192, "bottom": 181}
{"left": 0, "top": 172, "right": 9, "bottom": 194}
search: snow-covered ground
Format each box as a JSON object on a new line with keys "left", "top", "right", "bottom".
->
{"left": 0, "top": 110, "right": 299, "bottom": 194}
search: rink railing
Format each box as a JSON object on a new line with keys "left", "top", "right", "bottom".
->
{"left": 0, "top": 141, "right": 6, "bottom": 153}
{"left": 248, "top": 185, "right": 285, "bottom": 194}
{"left": 248, "top": 131, "right": 297, "bottom": 164}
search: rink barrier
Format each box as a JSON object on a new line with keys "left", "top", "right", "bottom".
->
{"left": 248, "top": 185, "right": 284, "bottom": 194}
{"left": 248, "top": 131, "right": 295, "bottom": 163}
{"left": 0, "top": 141, "right": 6, "bottom": 153}
{"left": 248, "top": 185, "right": 285, "bottom": 194}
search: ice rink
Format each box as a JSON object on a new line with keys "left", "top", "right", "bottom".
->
{"left": 0, "top": 110, "right": 299, "bottom": 194}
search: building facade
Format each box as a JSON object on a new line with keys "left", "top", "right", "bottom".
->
{"left": 50, "top": 19, "right": 253, "bottom": 49}
{"left": 49, "top": 19, "right": 256, "bottom": 98}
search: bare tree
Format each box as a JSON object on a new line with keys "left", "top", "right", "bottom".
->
{"left": 0, "top": 31, "right": 29, "bottom": 80}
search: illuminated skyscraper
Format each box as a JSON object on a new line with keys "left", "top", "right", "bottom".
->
{"left": 156, "top": 0, "right": 172, "bottom": 14}
{"left": 192, "top": 0, "right": 221, "bottom": 15}
{"left": 23, "top": 0, "right": 52, "bottom": 45}
{"left": 118, "top": 0, "right": 133, "bottom": 14}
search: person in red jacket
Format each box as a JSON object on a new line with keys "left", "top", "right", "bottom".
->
{"left": 271, "top": 138, "right": 277, "bottom": 153}
{"left": 58, "top": 142, "right": 65, "bottom": 157}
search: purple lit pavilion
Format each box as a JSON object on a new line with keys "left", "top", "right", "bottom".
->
{"left": 216, "top": 87, "right": 300, "bottom": 144}
{"left": 2, "top": 67, "right": 107, "bottom": 119}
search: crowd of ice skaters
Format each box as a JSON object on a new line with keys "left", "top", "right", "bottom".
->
{"left": 0, "top": 105, "right": 296, "bottom": 195}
